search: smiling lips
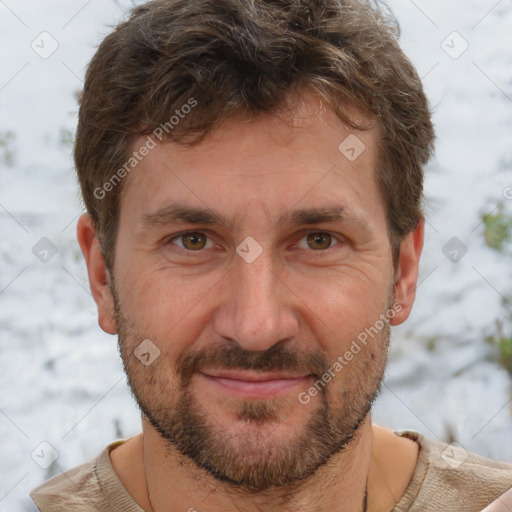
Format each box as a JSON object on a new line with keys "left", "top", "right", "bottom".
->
{"left": 199, "top": 370, "right": 312, "bottom": 398}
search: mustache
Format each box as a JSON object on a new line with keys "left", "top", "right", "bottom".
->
{"left": 175, "top": 343, "right": 330, "bottom": 386}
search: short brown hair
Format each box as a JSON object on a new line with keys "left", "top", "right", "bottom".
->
{"left": 75, "top": 0, "right": 434, "bottom": 271}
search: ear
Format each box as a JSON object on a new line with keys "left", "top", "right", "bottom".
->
{"left": 77, "top": 213, "right": 117, "bottom": 334}
{"left": 389, "top": 217, "right": 424, "bottom": 326}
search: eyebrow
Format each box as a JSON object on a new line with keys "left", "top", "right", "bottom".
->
{"left": 141, "top": 202, "right": 360, "bottom": 231}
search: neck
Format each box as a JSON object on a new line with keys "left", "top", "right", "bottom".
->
{"left": 142, "top": 415, "right": 373, "bottom": 512}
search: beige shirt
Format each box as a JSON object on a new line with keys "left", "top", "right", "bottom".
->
{"left": 30, "top": 430, "right": 512, "bottom": 511}
{"left": 480, "top": 487, "right": 512, "bottom": 511}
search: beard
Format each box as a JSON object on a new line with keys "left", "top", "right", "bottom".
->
{"left": 112, "top": 281, "right": 391, "bottom": 493}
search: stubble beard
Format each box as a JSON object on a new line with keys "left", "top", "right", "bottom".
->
{"left": 112, "top": 282, "right": 391, "bottom": 493}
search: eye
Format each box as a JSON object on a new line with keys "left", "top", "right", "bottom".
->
{"left": 296, "top": 231, "right": 342, "bottom": 252}
{"left": 163, "top": 230, "right": 343, "bottom": 257}
{"left": 166, "top": 231, "right": 215, "bottom": 252}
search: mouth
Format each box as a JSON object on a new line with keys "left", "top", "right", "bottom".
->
{"left": 198, "top": 370, "right": 312, "bottom": 398}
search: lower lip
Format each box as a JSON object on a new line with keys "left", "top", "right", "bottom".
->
{"left": 199, "top": 373, "right": 311, "bottom": 398}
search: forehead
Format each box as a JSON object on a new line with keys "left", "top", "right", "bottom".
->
{"left": 118, "top": 94, "right": 385, "bottom": 231}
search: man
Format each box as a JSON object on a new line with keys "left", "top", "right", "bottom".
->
{"left": 29, "top": 0, "right": 512, "bottom": 510}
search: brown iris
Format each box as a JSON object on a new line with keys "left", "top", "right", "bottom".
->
{"left": 307, "top": 232, "right": 332, "bottom": 250}
{"left": 181, "top": 232, "right": 207, "bottom": 250}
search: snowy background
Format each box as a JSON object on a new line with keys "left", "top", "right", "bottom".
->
{"left": 1, "top": 0, "right": 511, "bottom": 509}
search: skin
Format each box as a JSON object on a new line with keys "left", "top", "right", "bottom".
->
{"left": 78, "top": 93, "right": 423, "bottom": 512}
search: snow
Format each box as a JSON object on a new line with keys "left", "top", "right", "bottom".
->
{"left": 0, "top": 0, "right": 511, "bottom": 509}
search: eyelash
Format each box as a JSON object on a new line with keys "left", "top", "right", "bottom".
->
{"left": 164, "top": 230, "right": 344, "bottom": 257}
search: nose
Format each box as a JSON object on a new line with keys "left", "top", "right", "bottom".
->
{"left": 212, "top": 250, "right": 300, "bottom": 351}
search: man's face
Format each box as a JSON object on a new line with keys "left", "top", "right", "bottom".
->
{"left": 110, "top": 95, "right": 398, "bottom": 491}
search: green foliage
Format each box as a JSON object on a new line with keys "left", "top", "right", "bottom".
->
{"left": 0, "top": 130, "right": 16, "bottom": 167}
{"left": 481, "top": 204, "right": 512, "bottom": 251}
{"left": 59, "top": 127, "right": 74, "bottom": 149}
{"left": 486, "top": 318, "right": 512, "bottom": 375}
{"left": 480, "top": 202, "right": 512, "bottom": 374}
{"left": 498, "top": 335, "right": 512, "bottom": 373}
{"left": 425, "top": 335, "right": 441, "bottom": 352}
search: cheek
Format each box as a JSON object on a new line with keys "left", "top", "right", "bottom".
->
{"left": 115, "top": 266, "right": 219, "bottom": 358}
{"left": 286, "top": 268, "right": 392, "bottom": 345}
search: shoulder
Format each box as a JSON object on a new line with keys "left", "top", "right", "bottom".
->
{"left": 29, "top": 439, "right": 142, "bottom": 512}
{"left": 29, "top": 455, "right": 100, "bottom": 511}
{"left": 394, "top": 430, "right": 512, "bottom": 512}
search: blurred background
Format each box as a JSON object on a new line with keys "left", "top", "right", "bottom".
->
{"left": 1, "top": 0, "right": 511, "bottom": 508}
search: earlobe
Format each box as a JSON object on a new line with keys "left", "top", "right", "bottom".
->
{"left": 389, "top": 217, "right": 424, "bottom": 326}
{"left": 76, "top": 213, "right": 117, "bottom": 334}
